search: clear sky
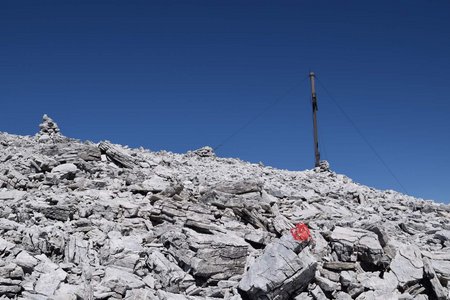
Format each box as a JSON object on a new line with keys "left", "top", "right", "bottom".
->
{"left": 1, "top": 1, "right": 449, "bottom": 203}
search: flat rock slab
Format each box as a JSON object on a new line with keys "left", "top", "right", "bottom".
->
{"left": 147, "top": 249, "right": 195, "bottom": 292}
{"left": 330, "top": 226, "right": 384, "bottom": 265}
{"left": 0, "top": 190, "right": 26, "bottom": 201}
{"left": 101, "top": 267, "right": 145, "bottom": 295}
{"left": 238, "top": 235, "right": 317, "bottom": 300}
{"left": 214, "top": 180, "right": 262, "bottom": 195}
{"left": 390, "top": 244, "right": 423, "bottom": 287}
{"left": 160, "top": 228, "right": 248, "bottom": 282}
{"left": 34, "top": 268, "right": 67, "bottom": 296}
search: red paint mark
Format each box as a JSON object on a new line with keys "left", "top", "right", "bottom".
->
{"left": 290, "top": 223, "right": 311, "bottom": 241}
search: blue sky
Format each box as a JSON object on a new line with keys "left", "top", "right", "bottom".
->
{"left": 1, "top": 1, "right": 449, "bottom": 203}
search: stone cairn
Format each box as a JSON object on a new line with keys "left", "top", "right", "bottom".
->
{"left": 36, "top": 114, "right": 61, "bottom": 142}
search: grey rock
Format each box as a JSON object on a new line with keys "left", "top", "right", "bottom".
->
{"left": 294, "top": 292, "right": 313, "bottom": 300}
{"left": 101, "top": 267, "right": 145, "bottom": 296}
{"left": 14, "top": 251, "right": 38, "bottom": 272}
{"left": 161, "top": 228, "right": 248, "bottom": 282}
{"left": 139, "top": 175, "right": 171, "bottom": 193}
{"left": 315, "top": 274, "right": 340, "bottom": 292}
{"left": 238, "top": 235, "right": 317, "bottom": 300}
{"left": 0, "top": 284, "right": 21, "bottom": 295}
{"left": 340, "top": 270, "right": 356, "bottom": 288}
{"left": 34, "top": 268, "right": 67, "bottom": 296}
{"left": 390, "top": 244, "right": 423, "bottom": 287}
{"left": 64, "top": 233, "right": 89, "bottom": 264}
{"left": 191, "top": 146, "right": 215, "bottom": 158}
{"left": 355, "top": 290, "right": 399, "bottom": 300}
{"left": 334, "top": 291, "right": 353, "bottom": 300}
{"left": 98, "top": 141, "right": 137, "bottom": 168}
{"left": 330, "top": 226, "right": 385, "bottom": 266}
{"left": 0, "top": 263, "right": 22, "bottom": 279}
{"left": 35, "top": 203, "right": 75, "bottom": 221}
{"left": 433, "top": 230, "right": 450, "bottom": 242}
{"left": 431, "top": 259, "right": 450, "bottom": 279}
{"left": 310, "top": 284, "right": 327, "bottom": 300}
{"left": 124, "top": 288, "right": 157, "bottom": 299}
{"left": 214, "top": 180, "right": 262, "bottom": 195}
{"left": 51, "top": 163, "right": 78, "bottom": 180}
{"left": 0, "top": 237, "right": 15, "bottom": 252}
{"left": 146, "top": 249, "right": 195, "bottom": 292}
{"left": 323, "top": 261, "right": 356, "bottom": 271}
{"left": 423, "top": 257, "right": 447, "bottom": 300}
{"left": 356, "top": 271, "right": 398, "bottom": 293}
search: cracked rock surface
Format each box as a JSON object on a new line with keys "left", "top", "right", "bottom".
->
{"left": 0, "top": 115, "right": 449, "bottom": 299}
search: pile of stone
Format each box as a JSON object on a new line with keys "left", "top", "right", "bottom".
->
{"left": 35, "top": 114, "right": 62, "bottom": 142}
{"left": 0, "top": 115, "right": 449, "bottom": 300}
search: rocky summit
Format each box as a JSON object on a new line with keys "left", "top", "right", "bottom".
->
{"left": 0, "top": 115, "right": 449, "bottom": 300}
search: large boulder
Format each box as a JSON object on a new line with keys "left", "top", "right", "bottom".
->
{"left": 330, "top": 226, "right": 386, "bottom": 266}
{"left": 160, "top": 227, "right": 248, "bottom": 283}
{"left": 238, "top": 235, "right": 317, "bottom": 300}
{"left": 389, "top": 244, "right": 423, "bottom": 288}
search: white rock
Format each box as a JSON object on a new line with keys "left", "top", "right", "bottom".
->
{"left": 51, "top": 163, "right": 78, "bottom": 179}
{"left": 34, "top": 268, "right": 67, "bottom": 296}
{"left": 141, "top": 175, "right": 170, "bottom": 192}
{"left": 390, "top": 244, "right": 423, "bottom": 287}
{"left": 15, "top": 251, "right": 38, "bottom": 270}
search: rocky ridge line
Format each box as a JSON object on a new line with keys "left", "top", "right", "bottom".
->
{"left": 0, "top": 115, "right": 449, "bottom": 300}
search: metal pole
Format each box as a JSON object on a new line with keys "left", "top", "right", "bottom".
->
{"left": 309, "top": 72, "right": 320, "bottom": 167}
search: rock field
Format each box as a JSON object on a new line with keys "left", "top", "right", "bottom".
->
{"left": 0, "top": 115, "right": 449, "bottom": 300}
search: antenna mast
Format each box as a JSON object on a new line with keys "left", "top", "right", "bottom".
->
{"left": 309, "top": 72, "right": 320, "bottom": 167}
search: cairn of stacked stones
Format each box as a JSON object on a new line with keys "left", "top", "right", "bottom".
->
{"left": 36, "top": 114, "right": 62, "bottom": 142}
{"left": 0, "top": 115, "right": 449, "bottom": 300}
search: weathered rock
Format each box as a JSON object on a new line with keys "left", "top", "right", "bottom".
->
{"left": 0, "top": 263, "right": 22, "bottom": 279}
{"left": 0, "top": 284, "right": 22, "bottom": 296}
{"left": 423, "top": 257, "right": 448, "bottom": 300}
{"left": 35, "top": 203, "right": 75, "bottom": 221}
{"left": 34, "top": 268, "right": 67, "bottom": 296}
{"left": 14, "top": 251, "right": 38, "bottom": 272}
{"left": 310, "top": 284, "right": 328, "bottom": 300}
{"left": 214, "top": 180, "right": 262, "bottom": 195}
{"left": 390, "top": 244, "right": 423, "bottom": 287}
{"left": 238, "top": 235, "right": 317, "bottom": 300}
{"left": 0, "top": 237, "right": 16, "bottom": 252}
{"left": 161, "top": 228, "right": 248, "bottom": 282}
{"left": 101, "top": 267, "right": 145, "bottom": 296}
{"left": 50, "top": 163, "right": 78, "bottom": 180}
{"left": 138, "top": 175, "right": 171, "bottom": 193}
{"left": 147, "top": 249, "right": 195, "bottom": 292}
{"left": 315, "top": 274, "right": 341, "bottom": 292}
{"left": 191, "top": 146, "right": 215, "bottom": 158}
{"left": 98, "top": 141, "right": 137, "bottom": 168}
{"left": 330, "top": 226, "right": 386, "bottom": 266}
{"left": 356, "top": 271, "right": 398, "bottom": 293}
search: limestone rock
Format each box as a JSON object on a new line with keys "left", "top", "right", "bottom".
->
{"left": 101, "top": 267, "right": 145, "bottom": 296}
{"left": 238, "top": 235, "right": 317, "bottom": 300}
{"left": 192, "top": 146, "right": 215, "bottom": 158}
{"left": 14, "top": 251, "right": 38, "bottom": 272}
{"left": 50, "top": 163, "right": 78, "bottom": 180}
{"left": 34, "top": 268, "right": 67, "bottom": 296}
{"left": 390, "top": 244, "right": 423, "bottom": 287}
